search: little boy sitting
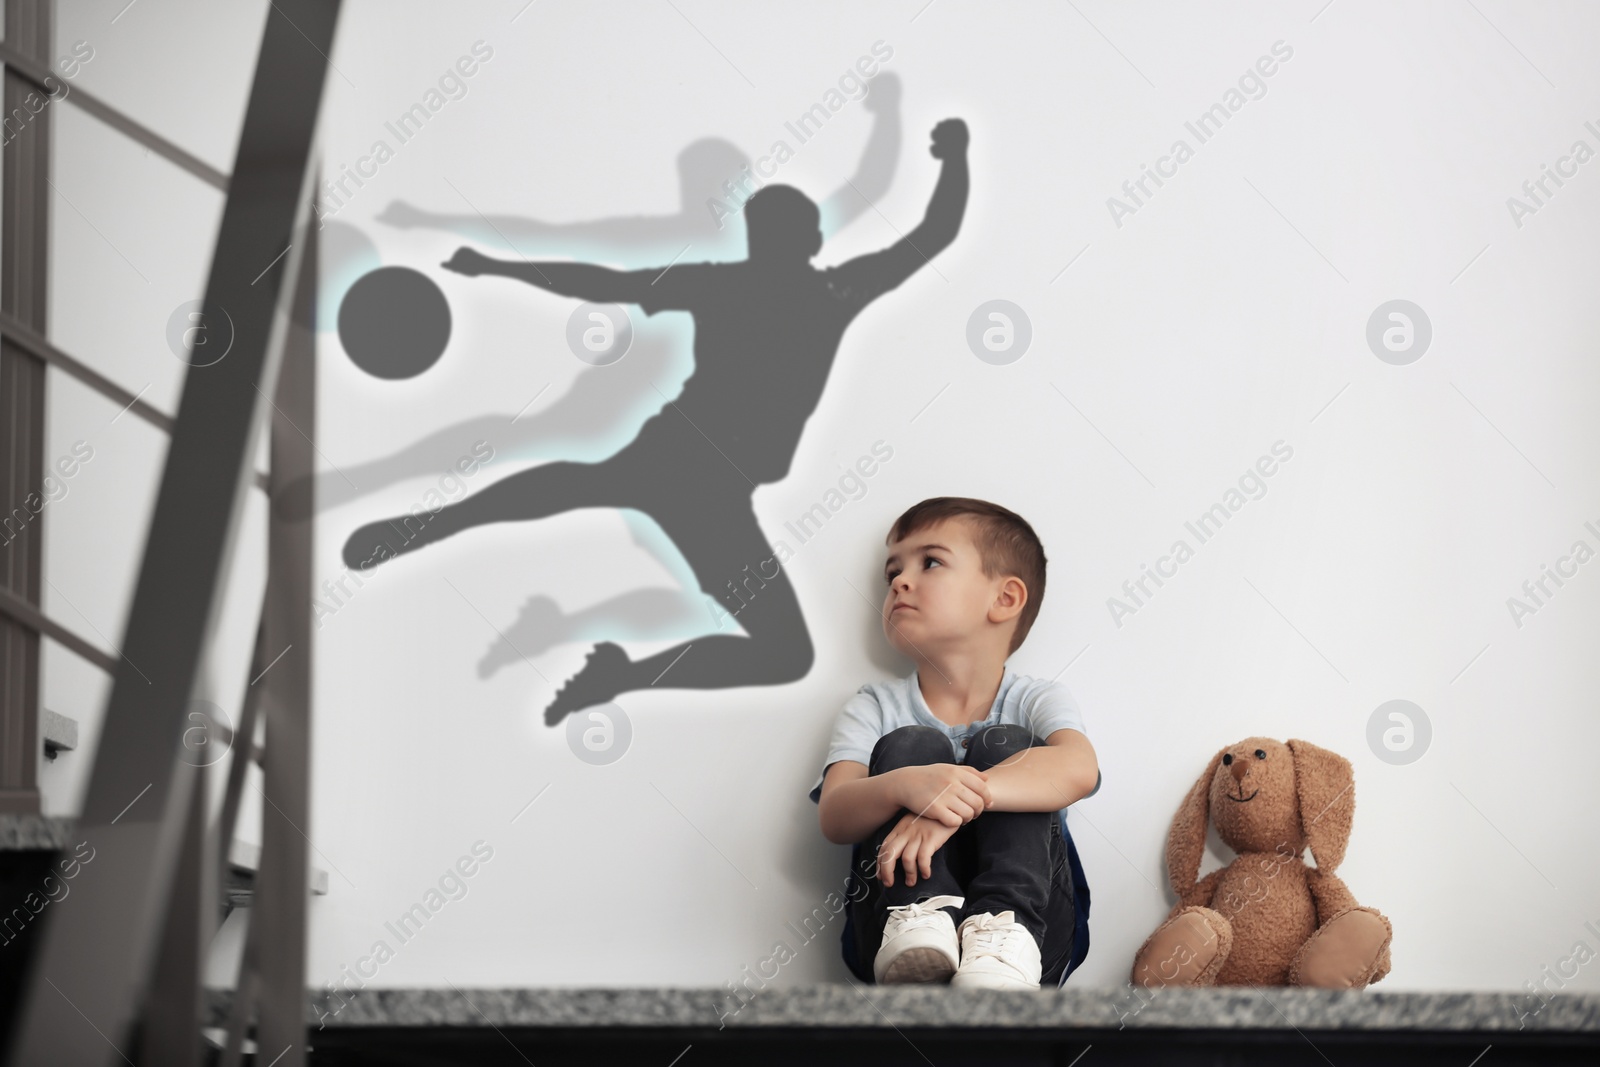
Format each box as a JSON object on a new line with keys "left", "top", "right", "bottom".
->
{"left": 810, "top": 496, "right": 1101, "bottom": 989}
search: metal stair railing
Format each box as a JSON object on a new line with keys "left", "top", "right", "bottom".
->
{"left": 4, "top": 2, "right": 340, "bottom": 1064}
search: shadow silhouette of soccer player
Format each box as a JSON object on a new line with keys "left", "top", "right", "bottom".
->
{"left": 376, "top": 73, "right": 903, "bottom": 263}
{"left": 280, "top": 75, "right": 904, "bottom": 523}
{"left": 342, "top": 117, "right": 968, "bottom": 725}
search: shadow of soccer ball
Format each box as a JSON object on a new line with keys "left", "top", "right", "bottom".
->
{"left": 336, "top": 266, "right": 452, "bottom": 380}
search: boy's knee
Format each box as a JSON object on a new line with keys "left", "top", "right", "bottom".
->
{"left": 966, "top": 723, "right": 1042, "bottom": 767}
{"left": 870, "top": 725, "right": 949, "bottom": 769}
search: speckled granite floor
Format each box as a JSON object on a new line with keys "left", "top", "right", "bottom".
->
{"left": 201, "top": 985, "right": 1600, "bottom": 1032}
{"left": 0, "top": 813, "right": 72, "bottom": 850}
{"left": 12, "top": 817, "right": 1591, "bottom": 1037}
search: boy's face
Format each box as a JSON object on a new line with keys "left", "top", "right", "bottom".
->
{"left": 881, "top": 517, "right": 1018, "bottom": 657}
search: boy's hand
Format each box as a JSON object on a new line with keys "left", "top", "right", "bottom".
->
{"left": 441, "top": 247, "right": 490, "bottom": 277}
{"left": 877, "top": 812, "right": 959, "bottom": 887}
{"left": 929, "top": 118, "right": 968, "bottom": 160}
{"left": 892, "top": 763, "right": 991, "bottom": 827}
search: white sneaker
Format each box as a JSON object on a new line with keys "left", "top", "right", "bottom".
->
{"left": 950, "top": 910, "right": 1042, "bottom": 991}
{"left": 874, "top": 894, "right": 965, "bottom": 984}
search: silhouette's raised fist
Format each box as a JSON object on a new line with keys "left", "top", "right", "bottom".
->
{"left": 863, "top": 71, "right": 901, "bottom": 114}
{"left": 929, "top": 118, "right": 968, "bottom": 159}
{"left": 442, "top": 247, "right": 489, "bottom": 277}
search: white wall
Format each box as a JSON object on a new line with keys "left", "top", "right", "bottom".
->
{"left": 27, "top": 0, "right": 1600, "bottom": 998}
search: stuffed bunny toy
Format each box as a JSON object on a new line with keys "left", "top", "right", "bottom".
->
{"left": 1130, "top": 737, "right": 1392, "bottom": 988}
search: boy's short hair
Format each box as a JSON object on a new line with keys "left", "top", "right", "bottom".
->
{"left": 885, "top": 497, "right": 1047, "bottom": 655}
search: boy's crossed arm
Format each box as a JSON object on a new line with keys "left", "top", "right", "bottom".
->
{"left": 818, "top": 729, "right": 1099, "bottom": 888}
{"left": 983, "top": 728, "right": 1099, "bottom": 814}
{"left": 818, "top": 760, "right": 992, "bottom": 846}
{"left": 818, "top": 728, "right": 1098, "bottom": 845}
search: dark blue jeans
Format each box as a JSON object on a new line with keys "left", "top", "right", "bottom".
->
{"left": 843, "top": 723, "right": 1077, "bottom": 985}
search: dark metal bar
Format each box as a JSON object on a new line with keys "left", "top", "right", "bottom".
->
{"left": 138, "top": 760, "right": 214, "bottom": 1067}
{"left": 217, "top": 621, "right": 269, "bottom": 1067}
{"left": 218, "top": 621, "right": 279, "bottom": 1067}
{"left": 0, "top": 309, "right": 175, "bottom": 432}
{"left": 215, "top": 615, "right": 266, "bottom": 903}
{"left": 220, "top": 931, "right": 260, "bottom": 1067}
{"left": 0, "top": 0, "right": 50, "bottom": 817}
{"left": 0, "top": 311, "right": 273, "bottom": 494}
{"left": 5, "top": 0, "right": 339, "bottom": 1061}
{"left": 0, "top": 347, "right": 45, "bottom": 813}
{"left": 254, "top": 163, "right": 321, "bottom": 1067}
{"left": 0, "top": 585, "right": 118, "bottom": 674}
{"left": 0, "top": 42, "right": 230, "bottom": 192}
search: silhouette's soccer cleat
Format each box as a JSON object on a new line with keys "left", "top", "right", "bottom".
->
{"left": 544, "top": 641, "right": 629, "bottom": 726}
{"left": 478, "top": 595, "right": 564, "bottom": 679}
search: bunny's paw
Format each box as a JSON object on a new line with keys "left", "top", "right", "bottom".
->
{"left": 1131, "top": 907, "right": 1232, "bottom": 988}
{"left": 1289, "top": 907, "right": 1393, "bottom": 989}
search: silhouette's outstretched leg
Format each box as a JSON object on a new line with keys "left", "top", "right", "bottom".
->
{"left": 476, "top": 586, "right": 714, "bottom": 678}
{"left": 278, "top": 416, "right": 508, "bottom": 523}
{"left": 544, "top": 492, "right": 814, "bottom": 724}
{"left": 285, "top": 329, "right": 688, "bottom": 524}
{"left": 341, "top": 455, "right": 622, "bottom": 571}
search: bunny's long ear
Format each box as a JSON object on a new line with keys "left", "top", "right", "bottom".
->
{"left": 1287, "top": 738, "right": 1355, "bottom": 872}
{"left": 1166, "top": 747, "right": 1225, "bottom": 897}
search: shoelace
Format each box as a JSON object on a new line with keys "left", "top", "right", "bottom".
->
{"left": 964, "top": 914, "right": 1025, "bottom": 957}
{"left": 887, "top": 895, "right": 964, "bottom": 933}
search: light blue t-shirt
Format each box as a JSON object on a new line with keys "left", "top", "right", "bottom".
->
{"left": 808, "top": 663, "right": 1100, "bottom": 826}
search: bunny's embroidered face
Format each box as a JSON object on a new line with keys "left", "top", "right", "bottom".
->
{"left": 1208, "top": 736, "right": 1302, "bottom": 855}
{"left": 1164, "top": 735, "right": 1358, "bottom": 909}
